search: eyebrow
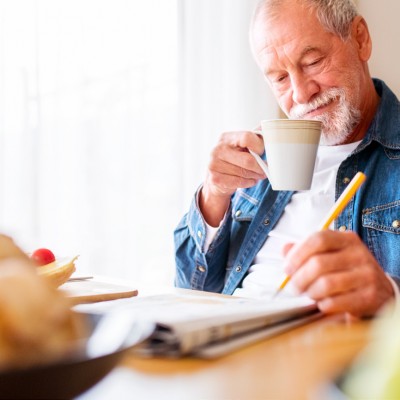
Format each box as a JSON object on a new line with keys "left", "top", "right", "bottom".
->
{"left": 299, "top": 46, "right": 321, "bottom": 59}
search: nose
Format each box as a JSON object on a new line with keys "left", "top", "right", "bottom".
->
{"left": 291, "top": 73, "right": 320, "bottom": 105}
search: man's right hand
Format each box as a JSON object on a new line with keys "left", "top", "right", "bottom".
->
{"left": 199, "top": 131, "right": 266, "bottom": 227}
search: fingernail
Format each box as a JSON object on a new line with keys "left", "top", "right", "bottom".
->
{"left": 282, "top": 261, "right": 292, "bottom": 275}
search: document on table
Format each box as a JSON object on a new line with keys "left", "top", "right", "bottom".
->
{"left": 75, "top": 290, "right": 321, "bottom": 358}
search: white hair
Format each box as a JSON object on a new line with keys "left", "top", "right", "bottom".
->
{"left": 251, "top": 0, "right": 359, "bottom": 41}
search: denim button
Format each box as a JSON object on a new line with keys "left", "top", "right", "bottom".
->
{"left": 197, "top": 265, "right": 206, "bottom": 273}
{"left": 235, "top": 210, "right": 242, "bottom": 217}
{"left": 264, "top": 219, "right": 270, "bottom": 226}
{"left": 235, "top": 265, "right": 242, "bottom": 272}
{"left": 343, "top": 177, "right": 350, "bottom": 184}
{"left": 197, "top": 230, "right": 202, "bottom": 239}
{"left": 339, "top": 225, "right": 347, "bottom": 232}
{"left": 392, "top": 220, "right": 400, "bottom": 228}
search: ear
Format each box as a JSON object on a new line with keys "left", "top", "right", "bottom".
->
{"left": 351, "top": 16, "right": 372, "bottom": 62}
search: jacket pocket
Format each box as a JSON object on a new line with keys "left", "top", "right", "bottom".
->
{"left": 362, "top": 200, "right": 400, "bottom": 277}
{"left": 362, "top": 200, "right": 400, "bottom": 234}
{"left": 231, "top": 190, "right": 259, "bottom": 222}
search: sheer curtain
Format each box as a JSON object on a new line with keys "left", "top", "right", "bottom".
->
{"left": 0, "top": 0, "right": 278, "bottom": 285}
{"left": 178, "top": 0, "right": 280, "bottom": 206}
{"left": 0, "top": 0, "right": 180, "bottom": 284}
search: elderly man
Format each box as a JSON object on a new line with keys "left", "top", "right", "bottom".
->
{"left": 174, "top": 0, "right": 400, "bottom": 318}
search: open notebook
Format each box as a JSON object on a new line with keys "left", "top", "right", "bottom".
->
{"left": 76, "top": 289, "right": 321, "bottom": 358}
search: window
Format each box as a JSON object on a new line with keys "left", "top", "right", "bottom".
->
{"left": 0, "top": 0, "right": 179, "bottom": 284}
{"left": 0, "top": 0, "right": 274, "bottom": 285}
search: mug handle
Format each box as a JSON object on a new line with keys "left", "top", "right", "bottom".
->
{"left": 248, "top": 149, "right": 269, "bottom": 178}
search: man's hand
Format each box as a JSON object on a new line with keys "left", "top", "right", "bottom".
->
{"left": 199, "top": 131, "right": 265, "bottom": 227}
{"left": 282, "top": 230, "right": 395, "bottom": 318}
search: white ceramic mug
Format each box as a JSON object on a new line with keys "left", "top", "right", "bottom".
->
{"left": 249, "top": 119, "right": 322, "bottom": 191}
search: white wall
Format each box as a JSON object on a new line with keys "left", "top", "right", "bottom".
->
{"left": 358, "top": 0, "right": 400, "bottom": 97}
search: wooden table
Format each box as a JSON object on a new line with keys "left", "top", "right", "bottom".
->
{"left": 76, "top": 285, "right": 373, "bottom": 400}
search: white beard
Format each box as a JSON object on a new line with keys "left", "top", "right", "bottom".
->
{"left": 288, "top": 88, "right": 361, "bottom": 145}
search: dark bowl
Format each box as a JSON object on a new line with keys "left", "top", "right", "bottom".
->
{"left": 0, "top": 312, "right": 154, "bottom": 399}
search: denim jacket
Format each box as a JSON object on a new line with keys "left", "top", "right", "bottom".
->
{"left": 174, "top": 79, "right": 400, "bottom": 294}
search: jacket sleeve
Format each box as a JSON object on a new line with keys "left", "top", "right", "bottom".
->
{"left": 173, "top": 188, "right": 233, "bottom": 293}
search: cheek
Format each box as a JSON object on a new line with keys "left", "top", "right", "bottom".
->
{"left": 275, "top": 92, "right": 292, "bottom": 115}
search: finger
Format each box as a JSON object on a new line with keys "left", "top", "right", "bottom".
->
{"left": 303, "top": 268, "right": 394, "bottom": 317}
{"left": 283, "top": 231, "right": 359, "bottom": 276}
{"left": 218, "top": 131, "right": 265, "bottom": 162}
{"left": 316, "top": 285, "right": 388, "bottom": 317}
{"left": 252, "top": 127, "right": 264, "bottom": 144}
{"left": 220, "top": 156, "right": 265, "bottom": 180}
{"left": 227, "top": 130, "right": 264, "bottom": 154}
{"left": 303, "top": 268, "right": 364, "bottom": 300}
{"left": 208, "top": 170, "right": 260, "bottom": 192}
{"left": 316, "top": 290, "right": 360, "bottom": 315}
{"left": 290, "top": 250, "right": 357, "bottom": 294}
{"left": 210, "top": 149, "right": 266, "bottom": 181}
{"left": 288, "top": 234, "right": 382, "bottom": 294}
{"left": 282, "top": 242, "right": 295, "bottom": 257}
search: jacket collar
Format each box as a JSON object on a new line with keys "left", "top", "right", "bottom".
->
{"left": 362, "top": 79, "right": 400, "bottom": 150}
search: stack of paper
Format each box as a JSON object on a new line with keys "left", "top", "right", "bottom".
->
{"left": 76, "top": 289, "right": 321, "bottom": 358}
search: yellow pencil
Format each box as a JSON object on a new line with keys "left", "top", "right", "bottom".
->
{"left": 272, "top": 171, "right": 367, "bottom": 299}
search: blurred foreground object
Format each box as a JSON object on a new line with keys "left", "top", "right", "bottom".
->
{"left": 0, "top": 235, "right": 87, "bottom": 371}
{"left": 37, "top": 255, "right": 78, "bottom": 288}
{"left": 0, "top": 235, "right": 151, "bottom": 399}
{"left": 340, "top": 301, "right": 400, "bottom": 399}
{"left": 29, "top": 246, "right": 78, "bottom": 288}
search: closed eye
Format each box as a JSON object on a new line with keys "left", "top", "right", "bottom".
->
{"left": 307, "top": 58, "right": 323, "bottom": 67}
{"left": 275, "top": 74, "right": 288, "bottom": 83}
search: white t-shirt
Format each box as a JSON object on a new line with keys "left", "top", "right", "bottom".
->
{"left": 233, "top": 141, "right": 360, "bottom": 298}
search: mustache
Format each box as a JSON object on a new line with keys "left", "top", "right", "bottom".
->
{"left": 289, "top": 88, "right": 345, "bottom": 119}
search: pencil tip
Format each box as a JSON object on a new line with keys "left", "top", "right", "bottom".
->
{"left": 270, "top": 290, "right": 280, "bottom": 301}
